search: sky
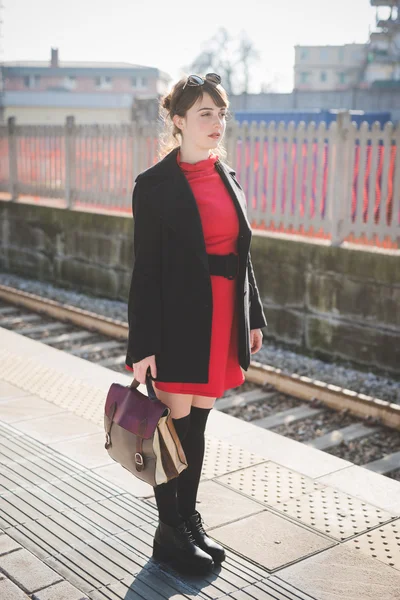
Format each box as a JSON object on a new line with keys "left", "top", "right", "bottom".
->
{"left": 2, "top": 0, "right": 378, "bottom": 93}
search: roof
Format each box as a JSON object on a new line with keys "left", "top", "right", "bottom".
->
{"left": 4, "top": 60, "right": 148, "bottom": 69}
{"left": 2, "top": 61, "right": 171, "bottom": 81}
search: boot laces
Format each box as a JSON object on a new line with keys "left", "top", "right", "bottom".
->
{"left": 178, "top": 520, "right": 196, "bottom": 544}
{"left": 194, "top": 512, "right": 206, "bottom": 534}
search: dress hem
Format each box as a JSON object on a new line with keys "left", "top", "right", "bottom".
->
{"left": 153, "top": 376, "right": 245, "bottom": 398}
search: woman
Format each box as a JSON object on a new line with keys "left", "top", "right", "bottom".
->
{"left": 125, "top": 73, "right": 267, "bottom": 575}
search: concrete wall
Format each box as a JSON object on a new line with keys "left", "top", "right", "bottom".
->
{"left": 1, "top": 201, "right": 399, "bottom": 375}
{"left": 0, "top": 201, "right": 134, "bottom": 300}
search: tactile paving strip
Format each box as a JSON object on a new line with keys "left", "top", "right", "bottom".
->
{"left": 215, "top": 461, "right": 324, "bottom": 506}
{"left": 202, "top": 437, "right": 267, "bottom": 480}
{"left": 0, "top": 350, "right": 105, "bottom": 424}
{"left": 270, "top": 486, "right": 397, "bottom": 541}
{"left": 0, "top": 420, "right": 276, "bottom": 599}
{"left": 343, "top": 520, "right": 400, "bottom": 571}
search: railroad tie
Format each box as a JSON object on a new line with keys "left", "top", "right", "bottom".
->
{"left": 306, "top": 423, "right": 375, "bottom": 451}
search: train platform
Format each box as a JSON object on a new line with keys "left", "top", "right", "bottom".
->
{"left": 0, "top": 326, "right": 400, "bottom": 599}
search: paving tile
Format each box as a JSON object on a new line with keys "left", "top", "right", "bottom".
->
{"left": 0, "top": 395, "right": 65, "bottom": 423}
{"left": 92, "top": 463, "right": 154, "bottom": 497}
{"left": 0, "top": 486, "right": 68, "bottom": 530}
{"left": 228, "top": 577, "right": 318, "bottom": 599}
{"left": 44, "top": 535, "right": 146, "bottom": 595}
{"left": 270, "top": 485, "right": 396, "bottom": 541}
{"left": 103, "top": 493, "right": 158, "bottom": 522}
{"left": 0, "top": 533, "right": 21, "bottom": 555}
{"left": 0, "top": 380, "right": 30, "bottom": 400}
{"left": 0, "top": 431, "right": 86, "bottom": 473}
{"left": 0, "top": 465, "right": 31, "bottom": 497}
{"left": 191, "top": 480, "right": 265, "bottom": 529}
{"left": 201, "top": 437, "right": 267, "bottom": 480}
{"left": 49, "top": 432, "right": 114, "bottom": 469}
{"left": 74, "top": 495, "right": 156, "bottom": 536}
{"left": 277, "top": 543, "right": 400, "bottom": 600}
{"left": 118, "top": 525, "right": 270, "bottom": 597}
{"left": 317, "top": 464, "right": 400, "bottom": 516}
{"left": 9, "top": 412, "right": 102, "bottom": 444}
{"left": 0, "top": 548, "right": 62, "bottom": 593}
{"left": 31, "top": 580, "right": 90, "bottom": 600}
{"left": 210, "top": 510, "right": 334, "bottom": 570}
{"left": 94, "top": 567, "right": 207, "bottom": 600}
{"left": 227, "top": 428, "right": 353, "bottom": 479}
{"left": 207, "top": 409, "right": 352, "bottom": 478}
{"left": 37, "top": 471, "right": 122, "bottom": 510}
{"left": 215, "top": 461, "right": 324, "bottom": 507}
{"left": 0, "top": 578, "right": 31, "bottom": 599}
{"left": 7, "top": 509, "right": 109, "bottom": 561}
{"left": 343, "top": 519, "right": 400, "bottom": 571}
{"left": 0, "top": 458, "right": 83, "bottom": 500}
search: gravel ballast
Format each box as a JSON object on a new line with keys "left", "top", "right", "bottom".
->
{"left": 1, "top": 272, "right": 399, "bottom": 405}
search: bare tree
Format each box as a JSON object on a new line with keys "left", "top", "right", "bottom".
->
{"left": 182, "top": 27, "right": 261, "bottom": 95}
{"left": 237, "top": 30, "right": 260, "bottom": 94}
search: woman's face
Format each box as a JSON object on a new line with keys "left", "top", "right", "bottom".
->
{"left": 174, "top": 92, "right": 227, "bottom": 150}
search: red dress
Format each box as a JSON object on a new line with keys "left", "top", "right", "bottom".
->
{"left": 126, "top": 149, "right": 245, "bottom": 398}
{"left": 153, "top": 149, "right": 245, "bottom": 398}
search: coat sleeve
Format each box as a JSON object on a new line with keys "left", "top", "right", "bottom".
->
{"left": 248, "top": 250, "right": 267, "bottom": 330}
{"left": 125, "top": 179, "right": 162, "bottom": 368}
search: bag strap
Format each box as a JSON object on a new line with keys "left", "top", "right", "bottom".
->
{"left": 128, "top": 368, "right": 158, "bottom": 402}
{"left": 127, "top": 368, "right": 160, "bottom": 471}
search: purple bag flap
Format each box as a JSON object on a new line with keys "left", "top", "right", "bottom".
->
{"left": 104, "top": 382, "right": 168, "bottom": 439}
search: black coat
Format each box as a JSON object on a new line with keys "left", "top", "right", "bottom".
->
{"left": 125, "top": 146, "right": 267, "bottom": 383}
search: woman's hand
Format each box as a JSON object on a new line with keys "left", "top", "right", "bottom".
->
{"left": 250, "top": 328, "right": 263, "bottom": 354}
{"left": 132, "top": 354, "right": 157, "bottom": 385}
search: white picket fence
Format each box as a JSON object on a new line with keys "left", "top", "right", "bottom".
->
{"left": 1, "top": 113, "right": 399, "bottom": 247}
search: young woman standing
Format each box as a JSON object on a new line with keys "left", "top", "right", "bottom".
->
{"left": 125, "top": 73, "right": 267, "bottom": 575}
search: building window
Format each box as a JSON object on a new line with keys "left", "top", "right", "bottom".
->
{"left": 24, "top": 74, "right": 40, "bottom": 88}
{"left": 95, "top": 75, "right": 112, "bottom": 89}
{"left": 64, "top": 76, "right": 77, "bottom": 90}
{"left": 320, "top": 71, "right": 327, "bottom": 82}
{"left": 338, "top": 71, "right": 346, "bottom": 84}
{"left": 338, "top": 47, "right": 345, "bottom": 62}
{"left": 300, "top": 72, "right": 309, "bottom": 83}
{"left": 131, "top": 76, "right": 147, "bottom": 88}
{"left": 300, "top": 48, "right": 308, "bottom": 60}
{"left": 320, "top": 48, "right": 329, "bottom": 61}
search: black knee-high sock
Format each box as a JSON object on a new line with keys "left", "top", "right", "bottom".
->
{"left": 153, "top": 413, "right": 191, "bottom": 527}
{"left": 177, "top": 405, "right": 212, "bottom": 519}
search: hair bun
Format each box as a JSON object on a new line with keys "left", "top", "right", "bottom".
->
{"left": 162, "top": 95, "right": 171, "bottom": 111}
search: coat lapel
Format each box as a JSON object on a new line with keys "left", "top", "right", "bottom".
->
{"left": 140, "top": 147, "right": 252, "bottom": 273}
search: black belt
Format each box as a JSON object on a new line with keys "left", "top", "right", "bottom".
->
{"left": 207, "top": 253, "right": 239, "bottom": 279}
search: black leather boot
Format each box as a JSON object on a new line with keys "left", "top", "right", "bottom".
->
{"left": 184, "top": 510, "right": 226, "bottom": 563}
{"left": 153, "top": 518, "right": 214, "bottom": 575}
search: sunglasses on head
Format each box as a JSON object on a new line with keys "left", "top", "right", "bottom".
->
{"left": 182, "top": 72, "right": 222, "bottom": 90}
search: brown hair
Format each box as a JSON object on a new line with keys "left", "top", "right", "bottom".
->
{"left": 158, "top": 74, "right": 230, "bottom": 160}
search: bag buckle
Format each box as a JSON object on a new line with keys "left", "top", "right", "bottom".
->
{"left": 135, "top": 452, "right": 144, "bottom": 467}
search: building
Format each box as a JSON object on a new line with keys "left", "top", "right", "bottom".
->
{"left": 1, "top": 47, "right": 171, "bottom": 124}
{"left": 363, "top": 0, "right": 400, "bottom": 88}
{"left": 294, "top": 44, "right": 368, "bottom": 92}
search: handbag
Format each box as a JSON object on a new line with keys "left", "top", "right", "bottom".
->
{"left": 104, "top": 371, "right": 188, "bottom": 487}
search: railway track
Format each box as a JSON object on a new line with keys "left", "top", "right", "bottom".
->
{"left": 0, "top": 282, "right": 399, "bottom": 482}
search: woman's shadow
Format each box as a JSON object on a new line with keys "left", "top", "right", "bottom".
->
{"left": 122, "top": 557, "right": 223, "bottom": 599}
